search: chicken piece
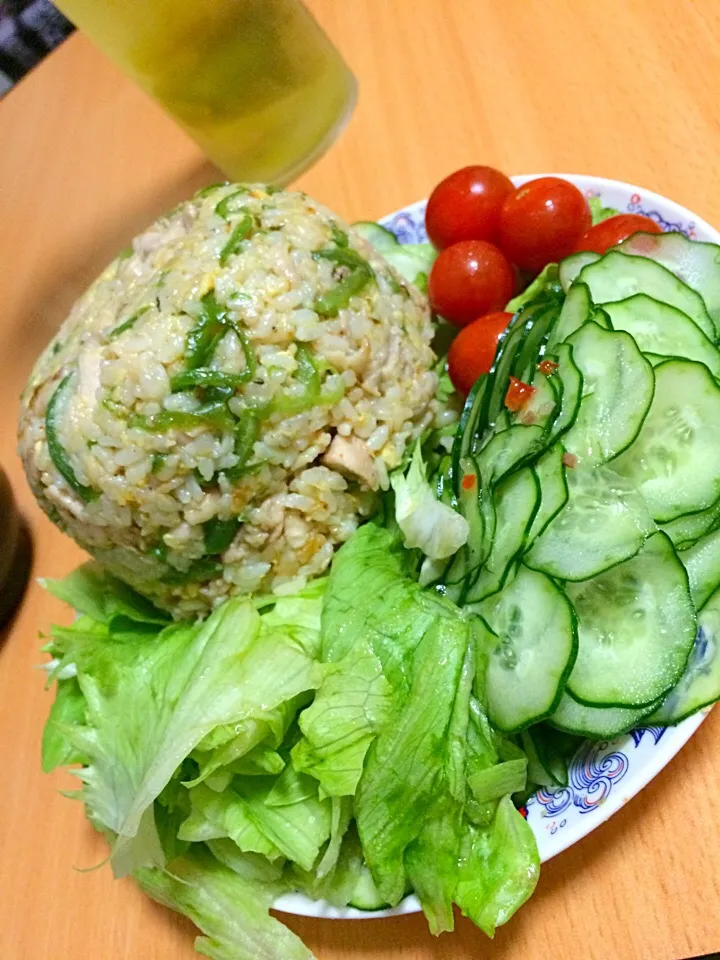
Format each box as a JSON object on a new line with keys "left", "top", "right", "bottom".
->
{"left": 322, "top": 435, "right": 379, "bottom": 490}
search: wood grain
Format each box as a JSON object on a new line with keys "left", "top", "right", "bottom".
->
{"left": 1, "top": 2, "right": 720, "bottom": 958}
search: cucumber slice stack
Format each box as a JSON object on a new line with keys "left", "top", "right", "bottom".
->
{"left": 441, "top": 230, "right": 720, "bottom": 738}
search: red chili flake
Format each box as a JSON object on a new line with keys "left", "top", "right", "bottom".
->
{"left": 505, "top": 376, "right": 536, "bottom": 413}
{"left": 461, "top": 473, "right": 477, "bottom": 490}
{"left": 538, "top": 359, "right": 559, "bottom": 375}
{"left": 562, "top": 452, "right": 578, "bottom": 468}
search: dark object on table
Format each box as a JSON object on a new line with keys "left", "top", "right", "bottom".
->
{"left": 0, "top": 467, "right": 32, "bottom": 631}
{"left": 0, "top": 0, "right": 73, "bottom": 94}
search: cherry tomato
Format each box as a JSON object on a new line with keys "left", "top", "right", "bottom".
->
{"left": 425, "top": 165, "right": 515, "bottom": 249}
{"left": 447, "top": 311, "right": 513, "bottom": 395}
{"left": 505, "top": 376, "right": 535, "bottom": 412}
{"left": 498, "top": 177, "right": 591, "bottom": 273}
{"left": 429, "top": 240, "right": 514, "bottom": 327}
{"left": 575, "top": 214, "right": 662, "bottom": 254}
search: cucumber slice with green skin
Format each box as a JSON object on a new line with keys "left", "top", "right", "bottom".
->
{"left": 513, "top": 368, "right": 560, "bottom": 431}
{"left": 643, "top": 353, "right": 668, "bottom": 367}
{"left": 511, "top": 302, "right": 562, "bottom": 382}
{"left": 646, "top": 582, "right": 720, "bottom": 725}
{"left": 659, "top": 496, "right": 720, "bottom": 550}
{"left": 546, "top": 342, "right": 583, "bottom": 445}
{"left": 559, "top": 252, "right": 601, "bottom": 292}
{"left": 485, "top": 310, "right": 538, "bottom": 429}
{"left": 679, "top": 525, "right": 720, "bottom": 610}
{"left": 451, "top": 306, "right": 536, "bottom": 496}
{"left": 441, "top": 456, "right": 490, "bottom": 595}
{"left": 603, "top": 295, "right": 720, "bottom": 376}
{"left": 351, "top": 221, "right": 399, "bottom": 250}
{"left": 478, "top": 565, "right": 578, "bottom": 733}
{"left": 578, "top": 250, "right": 716, "bottom": 341}
{"left": 563, "top": 321, "right": 655, "bottom": 466}
{"left": 547, "top": 281, "right": 599, "bottom": 349}
{"left": 520, "top": 727, "right": 570, "bottom": 788}
{"left": 464, "top": 467, "right": 540, "bottom": 604}
{"left": 566, "top": 531, "right": 697, "bottom": 708}
{"left": 476, "top": 423, "right": 547, "bottom": 487}
{"left": 527, "top": 444, "right": 569, "bottom": 548}
{"left": 348, "top": 866, "right": 388, "bottom": 910}
{"left": 451, "top": 374, "right": 489, "bottom": 496}
{"left": 618, "top": 230, "right": 720, "bottom": 331}
{"left": 381, "top": 243, "right": 437, "bottom": 286}
{"left": 547, "top": 690, "right": 661, "bottom": 739}
{"left": 612, "top": 359, "right": 720, "bottom": 522}
{"left": 525, "top": 464, "right": 655, "bottom": 581}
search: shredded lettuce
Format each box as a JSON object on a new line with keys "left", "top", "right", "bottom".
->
{"left": 589, "top": 195, "right": 620, "bottom": 225}
{"left": 391, "top": 443, "right": 469, "bottom": 559}
{"left": 41, "top": 525, "right": 540, "bottom": 959}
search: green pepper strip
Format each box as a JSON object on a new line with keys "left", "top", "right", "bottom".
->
{"left": 219, "top": 212, "right": 254, "bottom": 266}
{"left": 413, "top": 271, "right": 429, "bottom": 294}
{"left": 130, "top": 401, "right": 234, "bottom": 434}
{"left": 311, "top": 245, "right": 374, "bottom": 318}
{"left": 150, "top": 453, "right": 167, "bottom": 474}
{"left": 46, "top": 374, "right": 98, "bottom": 502}
{"left": 170, "top": 369, "right": 245, "bottom": 393}
{"left": 185, "top": 292, "right": 227, "bottom": 370}
{"left": 162, "top": 557, "right": 224, "bottom": 586}
{"left": 203, "top": 516, "right": 242, "bottom": 555}
{"left": 331, "top": 224, "right": 349, "bottom": 248}
{"left": 313, "top": 266, "right": 373, "bottom": 318}
{"left": 108, "top": 304, "right": 151, "bottom": 340}
{"left": 195, "top": 182, "right": 228, "bottom": 199}
{"left": 225, "top": 412, "right": 260, "bottom": 482}
{"left": 214, "top": 189, "right": 250, "bottom": 221}
{"left": 314, "top": 246, "right": 370, "bottom": 270}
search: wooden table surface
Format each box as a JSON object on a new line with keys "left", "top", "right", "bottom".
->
{"left": 1, "top": 2, "right": 720, "bottom": 958}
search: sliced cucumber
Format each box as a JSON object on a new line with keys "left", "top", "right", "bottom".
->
{"left": 485, "top": 308, "right": 540, "bottom": 428}
{"left": 613, "top": 359, "right": 720, "bottom": 522}
{"left": 525, "top": 464, "right": 655, "bottom": 580}
{"left": 527, "top": 444, "right": 569, "bottom": 547}
{"left": 559, "top": 252, "right": 601, "bottom": 292}
{"left": 680, "top": 525, "right": 720, "bottom": 610}
{"left": 512, "top": 302, "right": 562, "bottom": 382}
{"left": 546, "top": 342, "right": 583, "bottom": 444}
{"left": 578, "top": 250, "right": 716, "bottom": 341}
{"left": 464, "top": 468, "right": 540, "bottom": 604}
{"left": 382, "top": 243, "right": 437, "bottom": 286}
{"left": 348, "top": 866, "right": 388, "bottom": 910}
{"left": 548, "top": 281, "right": 594, "bottom": 348}
{"left": 352, "top": 221, "right": 399, "bottom": 251}
{"left": 478, "top": 565, "right": 578, "bottom": 732}
{"left": 520, "top": 727, "right": 570, "bottom": 788}
{"left": 602, "top": 295, "right": 720, "bottom": 376}
{"left": 563, "top": 321, "right": 654, "bottom": 466}
{"left": 647, "top": 582, "right": 720, "bottom": 724}
{"left": 548, "top": 689, "right": 660, "bottom": 739}
{"left": 476, "top": 423, "right": 547, "bottom": 487}
{"left": 442, "top": 456, "right": 491, "bottom": 597}
{"left": 451, "top": 374, "right": 489, "bottom": 496}
{"left": 566, "top": 531, "right": 697, "bottom": 708}
{"left": 660, "top": 496, "right": 720, "bottom": 550}
{"left": 513, "top": 367, "right": 560, "bottom": 431}
{"left": 619, "top": 230, "right": 720, "bottom": 331}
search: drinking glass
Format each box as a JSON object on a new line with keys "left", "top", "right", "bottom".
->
{"left": 54, "top": 0, "right": 357, "bottom": 184}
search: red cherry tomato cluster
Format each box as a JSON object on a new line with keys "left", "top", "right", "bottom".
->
{"left": 427, "top": 165, "right": 660, "bottom": 395}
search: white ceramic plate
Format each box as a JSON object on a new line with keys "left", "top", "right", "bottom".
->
{"left": 274, "top": 173, "right": 718, "bottom": 920}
